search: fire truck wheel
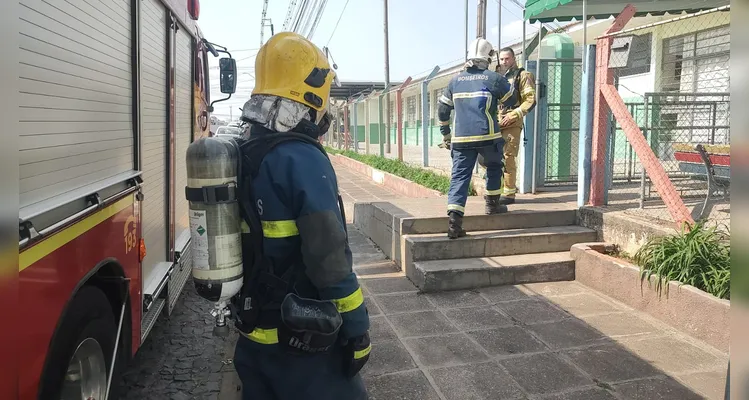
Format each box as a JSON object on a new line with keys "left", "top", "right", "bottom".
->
{"left": 39, "top": 285, "right": 120, "bottom": 400}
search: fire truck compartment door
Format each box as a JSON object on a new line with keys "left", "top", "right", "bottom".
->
{"left": 173, "top": 26, "right": 192, "bottom": 257}
{"left": 18, "top": 0, "right": 135, "bottom": 211}
{"left": 139, "top": 0, "right": 170, "bottom": 293}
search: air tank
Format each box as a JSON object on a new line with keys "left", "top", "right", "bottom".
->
{"left": 185, "top": 136, "right": 244, "bottom": 334}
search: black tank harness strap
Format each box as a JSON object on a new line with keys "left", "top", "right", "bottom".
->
{"left": 229, "top": 127, "right": 348, "bottom": 334}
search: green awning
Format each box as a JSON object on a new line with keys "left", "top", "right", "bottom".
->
{"left": 524, "top": 0, "right": 729, "bottom": 23}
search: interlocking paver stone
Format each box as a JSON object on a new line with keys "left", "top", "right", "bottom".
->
{"left": 375, "top": 292, "right": 436, "bottom": 314}
{"left": 526, "top": 319, "right": 607, "bottom": 349}
{"left": 548, "top": 292, "right": 624, "bottom": 316}
{"left": 403, "top": 333, "right": 489, "bottom": 368}
{"left": 499, "top": 352, "right": 593, "bottom": 395}
{"left": 468, "top": 326, "right": 548, "bottom": 356}
{"left": 562, "top": 344, "right": 663, "bottom": 382}
{"left": 361, "top": 276, "right": 418, "bottom": 294}
{"left": 442, "top": 305, "right": 513, "bottom": 331}
{"left": 387, "top": 310, "right": 459, "bottom": 337}
{"left": 361, "top": 339, "right": 417, "bottom": 377}
{"left": 612, "top": 376, "right": 706, "bottom": 400}
{"left": 578, "top": 312, "right": 660, "bottom": 337}
{"left": 369, "top": 315, "right": 398, "bottom": 343}
{"left": 424, "top": 290, "right": 489, "bottom": 308}
{"left": 364, "top": 370, "right": 441, "bottom": 400}
{"left": 497, "top": 299, "right": 570, "bottom": 324}
{"left": 619, "top": 336, "right": 726, "bottom": 375}
{"left": 537, "top": 387, "right": 619, "bottom": 400}
{"left": 479, "top": 285, "right": 536, "bottom": 302}
{"left": 364, "top": 296, "right": 382, "bottom": 317}
{"left": 429, "top": 361, "right": 525, "bottom": 400}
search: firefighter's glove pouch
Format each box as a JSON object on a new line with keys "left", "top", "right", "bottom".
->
{"left": 279, "top": 293, "right": 343, "bottom": 355}
{"left": 343, "top": 332, "right": 371, "bottom": 379}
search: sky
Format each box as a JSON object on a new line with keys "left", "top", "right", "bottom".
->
{"left": 198, "top": 0, "right": 538, "bottom": 121}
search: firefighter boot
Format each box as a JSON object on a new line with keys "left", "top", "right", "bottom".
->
{"left": 447, "top": 211, "right": 467, "bottom": 239}
{"left": 485, "top": 195, "right": 509, "bottom": 215}
{"left": 498, "top": 195, "right": 516, "bottom": 205}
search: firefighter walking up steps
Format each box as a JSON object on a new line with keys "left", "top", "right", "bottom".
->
{"left": 437, "top": 38, "right": 518, "bottom": 239}
{"left": 231, "top": 32, "right": 370, "bottom": 400}
{"left": 495, "top": 47, "right": 537, "bottom": 205}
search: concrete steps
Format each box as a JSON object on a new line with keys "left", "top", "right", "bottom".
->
{"left": 353, "top": 199, "right": 597, "bottom": 293}
{"left": 400, "top": 209, "right": 578, "bottom": 235}
{"left": 409, "top": 251, "right": 575, "bottom": 292}
{"left": 404, "top": 225, "right": 597, "bottom": 261}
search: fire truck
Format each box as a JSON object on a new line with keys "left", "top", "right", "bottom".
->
{"left": 12, "top": 0, "right": 237, "bottom": 398}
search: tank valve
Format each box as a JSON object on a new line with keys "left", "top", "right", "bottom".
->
{"left": 211, "top": 301, "right": 232, "bottom": 337}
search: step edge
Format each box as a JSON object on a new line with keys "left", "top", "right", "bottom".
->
{"left": 404, "top": 226, "right": 597, "bottom": 242}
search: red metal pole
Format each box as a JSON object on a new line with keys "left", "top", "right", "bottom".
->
{"left": 601, "top": 85, "right": 694, "bottom": 226}
{"left": 589, "top": 4, "right": 637, "bottom": 206}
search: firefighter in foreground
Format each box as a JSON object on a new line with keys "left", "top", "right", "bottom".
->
{"left": 437, "top": 38, "right": 518, "bottom": 239}
{"left": 495, "top": 47, "right": 537, "bottom": 204}
{"left": 232, "top": 32, "right": 370, "bottom": 399}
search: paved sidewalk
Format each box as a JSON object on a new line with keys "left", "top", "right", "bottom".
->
{"left": 334, "top": 164, "right": 402, "bottom": 223}
{"left": 355, "top": 242, "right": 728, "bottom": 400}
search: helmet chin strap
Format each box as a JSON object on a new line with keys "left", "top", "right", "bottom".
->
{"left": 291, "top": 108, "right": 330, "bottom": 139}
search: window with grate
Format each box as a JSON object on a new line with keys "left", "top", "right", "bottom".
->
{"left": 661, "top": 25, "right": 730, "bottom": 93}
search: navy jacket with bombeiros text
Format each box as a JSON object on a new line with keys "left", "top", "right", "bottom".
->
{"left": 437, "top": 67, "right": 517, "bottom": 149}
{"left": 241, "top": 126, "right": 369, "bottom": 346}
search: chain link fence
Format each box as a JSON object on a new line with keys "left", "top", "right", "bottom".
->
{"left": 604, "top": 7, "right": 730, "bottom": 230}
{"left": 538, "top": 59, "right": 583, "bottom": 186}
{"left": 324, "top": 66, "right": 468, "bottom": 177}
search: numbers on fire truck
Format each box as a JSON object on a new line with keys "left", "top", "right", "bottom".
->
{"left": 124, "top": 215, "right": 137, "bottom": 255}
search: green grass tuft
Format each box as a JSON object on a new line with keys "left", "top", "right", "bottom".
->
{"left": 324, "top": 147, "right": 475, "bottom": 196}
{"left": 633, "top": 221, "right": 730, "bottom": 300}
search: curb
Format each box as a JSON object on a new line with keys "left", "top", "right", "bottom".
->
{"left": 571, "top": 242, "right": 729, "bottom": 353}
{"left": 330, "top": 154, "right": 442, "bottom": 198}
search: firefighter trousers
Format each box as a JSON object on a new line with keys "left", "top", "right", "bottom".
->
{"left": 501, "top": 125, "right": 522, "bottom": 197}
{"left": 233, "top": 336, "right": 369, "bottom": 400}
{"left": 447, "top": 143, "right": 504, "bottom": 216}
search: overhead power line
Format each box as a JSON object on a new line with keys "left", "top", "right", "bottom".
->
{"left": 306, "top": 0, "right": 329, "bottom": 39}
{"left": 325, "top": 0, "right": 350, "bottom": 46}
{"left": 283, "top": 0, "right": 299, "bottom": 30}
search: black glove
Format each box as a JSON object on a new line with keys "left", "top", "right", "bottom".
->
{"left": 440, "top": 124, "right": 451, "bottom": 135}
{"left": 438, "top": 133, "right": 451, "bottom": 150}
{"left": 342, "top": 332, "right": 371, "bottom": 379}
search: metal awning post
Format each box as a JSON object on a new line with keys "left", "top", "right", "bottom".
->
{"left": 396, "top": 77, "right": 413, "bottom": 162}
{"left": 352, "top": 94, "right": 364, "bottom": 152}
{"left": 422, "top": 66, "right": 441, "bottom": 167}
{"left": 378, "top": 84, "right": 393, "bottom": 157}
{"left": 583, "top": 0, "right": 588, "bottom": 72}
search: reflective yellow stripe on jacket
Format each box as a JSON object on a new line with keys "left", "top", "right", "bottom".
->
{"left": 261, "top": 220, "right": 299, "bottom": 238}
{"left": 354, "top": 344, "right": 372, "bottom": 360}
{"left": 332, "top": 287, "right": 364, "bottom": 313}
{"left": 246, "top": 327, "right": 279, "bottom": 344}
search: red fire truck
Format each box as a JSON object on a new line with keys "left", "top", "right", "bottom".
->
{"left": 12, "top": 0, "right": 237, "bottom": 398}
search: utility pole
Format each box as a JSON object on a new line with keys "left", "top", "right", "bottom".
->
{"left": 464, "top": 0, "right": 468, "bottom": 61}
{"left": 497, "top": 0, "right": 502, "bottom": 48}
{"left": 384, "top": 0, "right": 391, "bottom": 153}
{"left": 477, "top": 0, "right": 487, "bottom": 38}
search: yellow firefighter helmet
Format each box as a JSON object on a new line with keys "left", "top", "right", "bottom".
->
{"left": 252, "top": 32, "right": 336, "bottom": 112}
